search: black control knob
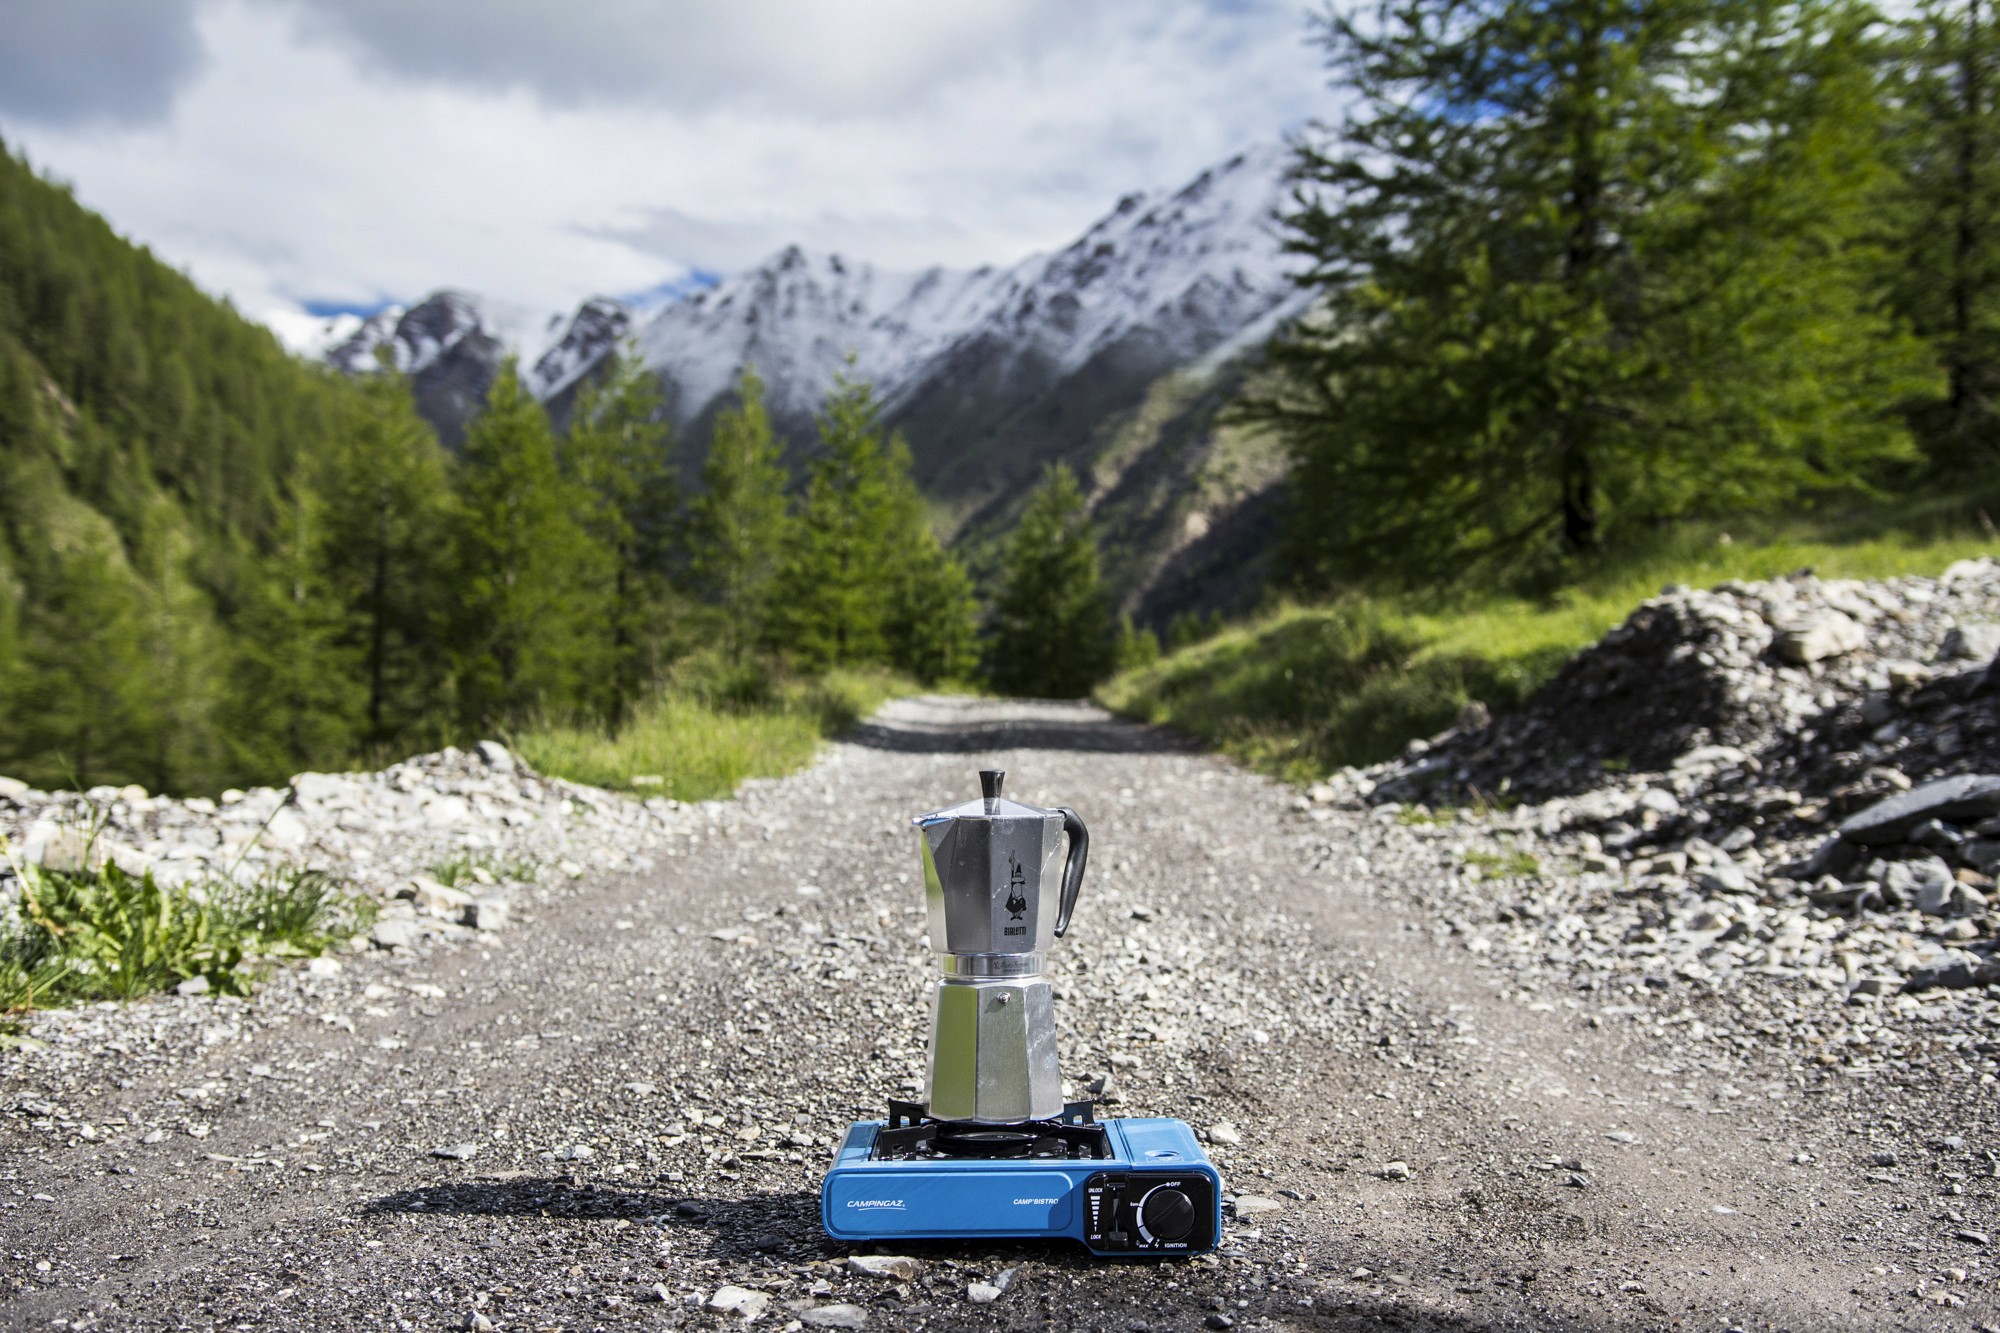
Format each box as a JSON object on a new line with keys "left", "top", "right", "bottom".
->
{"left": 1139, "top": 1187, "right": 1195, "bottom": 1243}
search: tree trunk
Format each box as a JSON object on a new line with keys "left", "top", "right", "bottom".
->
{"left": 1558, "top": 6, "right": 1606, "bottom": 554}
{"left": 1952, "top": 0, "right": 1984, "bottom": 438}
{"left": 368, "top": 488, "right": 388, "bottom": 740}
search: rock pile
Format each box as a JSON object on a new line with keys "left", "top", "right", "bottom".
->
{"left": 1379, "top": 557, "right": 2000, "bottom": 805}
{"left": 1306, "top": 557, "right": 2000, "bottom": 1003}
{"left": 0, "top": 742, "right": 683, "bottom": 952}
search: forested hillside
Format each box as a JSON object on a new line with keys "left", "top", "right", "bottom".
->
{"left": 0, "top": 139, "right": 363, "bottom": 791}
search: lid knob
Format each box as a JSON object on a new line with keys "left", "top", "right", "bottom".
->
{"left": 979, "top": 769, "right": 1005, "bottom": 801}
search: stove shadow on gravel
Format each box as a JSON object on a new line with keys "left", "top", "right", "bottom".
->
{"left": 364, "top": 1180, "right": 827, "bottom": 1253}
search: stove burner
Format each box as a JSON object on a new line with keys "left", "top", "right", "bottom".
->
{"left": 868, "top": 1099, "right": 1110, "bottom": 1162}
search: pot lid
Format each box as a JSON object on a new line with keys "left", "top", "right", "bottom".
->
{"left": 913, "top": 769, "right": 1051, "bottom": 825}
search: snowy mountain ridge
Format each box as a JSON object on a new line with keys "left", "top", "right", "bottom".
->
{"left": 635, "top": 142, "right": 1303, "bottom": 428}
{"left": 308, "top": 142, "right": 1301, "bottom": 435}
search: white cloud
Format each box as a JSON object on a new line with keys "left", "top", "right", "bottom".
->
{"left": 0, "top": 0, "right": 1333, "bottom": 347}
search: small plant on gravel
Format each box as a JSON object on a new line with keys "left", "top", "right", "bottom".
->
{"left": 1462, "top": 849, "right": 1543, "bottom": 880}
{"left": 7, "top": 857, "right": 252, "bottom": 1001}
{"left": 428, "top": 850, "right": 538, "bottom": 888}
{"left": 210, "top": 866, "right": 375, "bottom": 959}
{"left": 0, "top": 835, "right": 370, "bottom": 1013}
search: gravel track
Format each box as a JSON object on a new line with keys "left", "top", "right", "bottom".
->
{"left": 5, "top": 696, "right": 1996, "bottom": 1331}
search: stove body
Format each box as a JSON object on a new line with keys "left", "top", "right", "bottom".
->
{"left": 822, "top": 1101, "right": 1222, "bottom": 1257}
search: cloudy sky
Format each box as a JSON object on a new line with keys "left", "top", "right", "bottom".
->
{"left": 0, "top": 0, "right": 1331, "bottom": 349}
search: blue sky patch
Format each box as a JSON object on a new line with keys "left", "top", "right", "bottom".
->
{"left": 302, "top": 297, "right": 400, "bottom": 319}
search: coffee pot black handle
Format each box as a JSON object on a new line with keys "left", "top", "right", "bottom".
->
{"left": 1052, "top": 807, "right": 1088, "bottom": 937}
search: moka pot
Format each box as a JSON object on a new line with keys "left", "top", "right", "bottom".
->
{"left": 913, "top": 769, "right": 1088, "bottom": 1124}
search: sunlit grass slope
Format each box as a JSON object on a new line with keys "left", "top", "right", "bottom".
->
{"left": 1101, "top": 526, "right": 1998, "bottom": 785}
{"left": 513, "top": 660, "right": 913, "bottom": 801}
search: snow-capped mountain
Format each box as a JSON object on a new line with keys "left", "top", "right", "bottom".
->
{"left": 635, "top": 143, "right": 1302, "bottom": 434}
{"left": 632, "top": 248, "right": 1020, "bottom": 429}
{"left": 534, "top": 298, "right": 632, "bottom": 403}
{"left": 320, "top": 290, "right": 630, "bottom": 445}
{"left": 313, "top": 144, "right": 1306, "bottom": 620}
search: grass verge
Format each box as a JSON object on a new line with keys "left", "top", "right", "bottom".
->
{"left": 512, "top": 659, "right": 917, "bottom": 800}
{"left": 1101, "top": 525, "right": 1996, "bottom": 785}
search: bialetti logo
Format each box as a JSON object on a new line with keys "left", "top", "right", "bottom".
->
{"left": 1013, "top": 1196, "right": 1059, "bottom": 1206}
{"left": 845, "top": 1198, "right": 906, "bottom": 1210}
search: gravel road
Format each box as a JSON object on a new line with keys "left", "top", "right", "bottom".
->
{"left": 6, "top": 696, "right": 1997, "bottom": 1331}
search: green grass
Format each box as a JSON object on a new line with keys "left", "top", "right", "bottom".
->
{"left": 1462, "top": 849, "right": 1544, "bottom": 879}
{"left": 428, "top": 849, "right": 539, "bottom": 888}
{"left": 1101, "top": 521, "right": 1996, "bottom": 785}
{"left": 0, "top": 840, "right": 371, "bottom": 1017}
{"left": 511, "top": 658, "right": 917, "bottom": 800}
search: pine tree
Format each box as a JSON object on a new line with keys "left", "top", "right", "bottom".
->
{"left": 562, "top": 344, "right": 677, "bottom": 725}
{"left": 8, "top": 542, "right": 155, "bottom": 788}
{"left": 451, "top": 361, "right": 607, "bottom": 727}
{"left": 224, "top": 484, "right": 363, "bottom": 777}
{"left": 885, "top": 489, "right": 981, "bottom": 684}
{"left": 1891, "top": 0, "right": 2000, "bottom": 463}
{"left": 767, "top": 373, "right": 907, "bottom": 669}
{"left": 313, "top": 370, "right": 456, "bottom": 749}
{"left": 985, "top": 464, "right": 1115, "bottom": 698}
{"left": 1113, "top": 615, "right": 1162, "bottom": 673}
{"left": 689, "top": 368, "right": 792, "bottom": 663}
{"left": 1259, "top": 0, "right": 1936, "bottom": 588}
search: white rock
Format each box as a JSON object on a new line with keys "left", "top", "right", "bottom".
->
{"left": 1673, "top": 745, "right": 1748, "bottom": 771}
{"left": 104, "top": 840, "right": 155, "bottom": 878}
{"left": 704, "top": 1285, "right": 770, "bottom": 1320}
{"left": 1206, "top": 1120, "right": 1242, "bottom": 1146}
{"left": 476, "top": 740, "right": 517, "bottom": 771}
{"left": 847, "top": 1255, "right": 921, "bottom": 1280}
{"left": 1774, "top": 612, "right": 1865, "bottom": 664}
{"left": 409, "top": 877, "right": 474, "bottom": 917}
{"left": 1942, "top": 623, "right": 2000, "bottom": 662}
{"left": 967, "top": 1282, "right": 1003, "bottom": 1304}
{"left": 370, "top": 918, "right": 417, "bottom": 950}
{"left": 290, "top": 772, "right": 356, "bottom": 809}
{"left": 465, "top": 897, "right": 511, "bottom": 931}
{"left": 424, "top": 796, "right": 472, "bottom": 827}
{"left": 0, "top": 776, "right": 28, "bottom": 800}
{"left": 800, "top": 1305, "right": 868, "bottom": 1329}
{"left": 1232, "top": 1194, "right": 1283, "bottom": 1217}
{"left": 262, "top": 807, "right": 309, "bottom": 850}
{"left": 1637, "top": 789, "right": 1681, "bottom": 817}
{"left": 1942, "top": 557, "right": 1995, "bottom": 583}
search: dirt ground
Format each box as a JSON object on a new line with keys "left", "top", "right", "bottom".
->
{"left": 5, "top": 697, "right": 1996, "bottom": 1331}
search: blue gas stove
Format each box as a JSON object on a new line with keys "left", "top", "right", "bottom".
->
{"left": 821, "top": 1100, "right": 1222, "bottom": 1257}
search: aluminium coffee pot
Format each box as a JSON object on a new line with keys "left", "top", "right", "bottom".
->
{"left": 912, "top": 769, "right": 1088, "bottom": 1124}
